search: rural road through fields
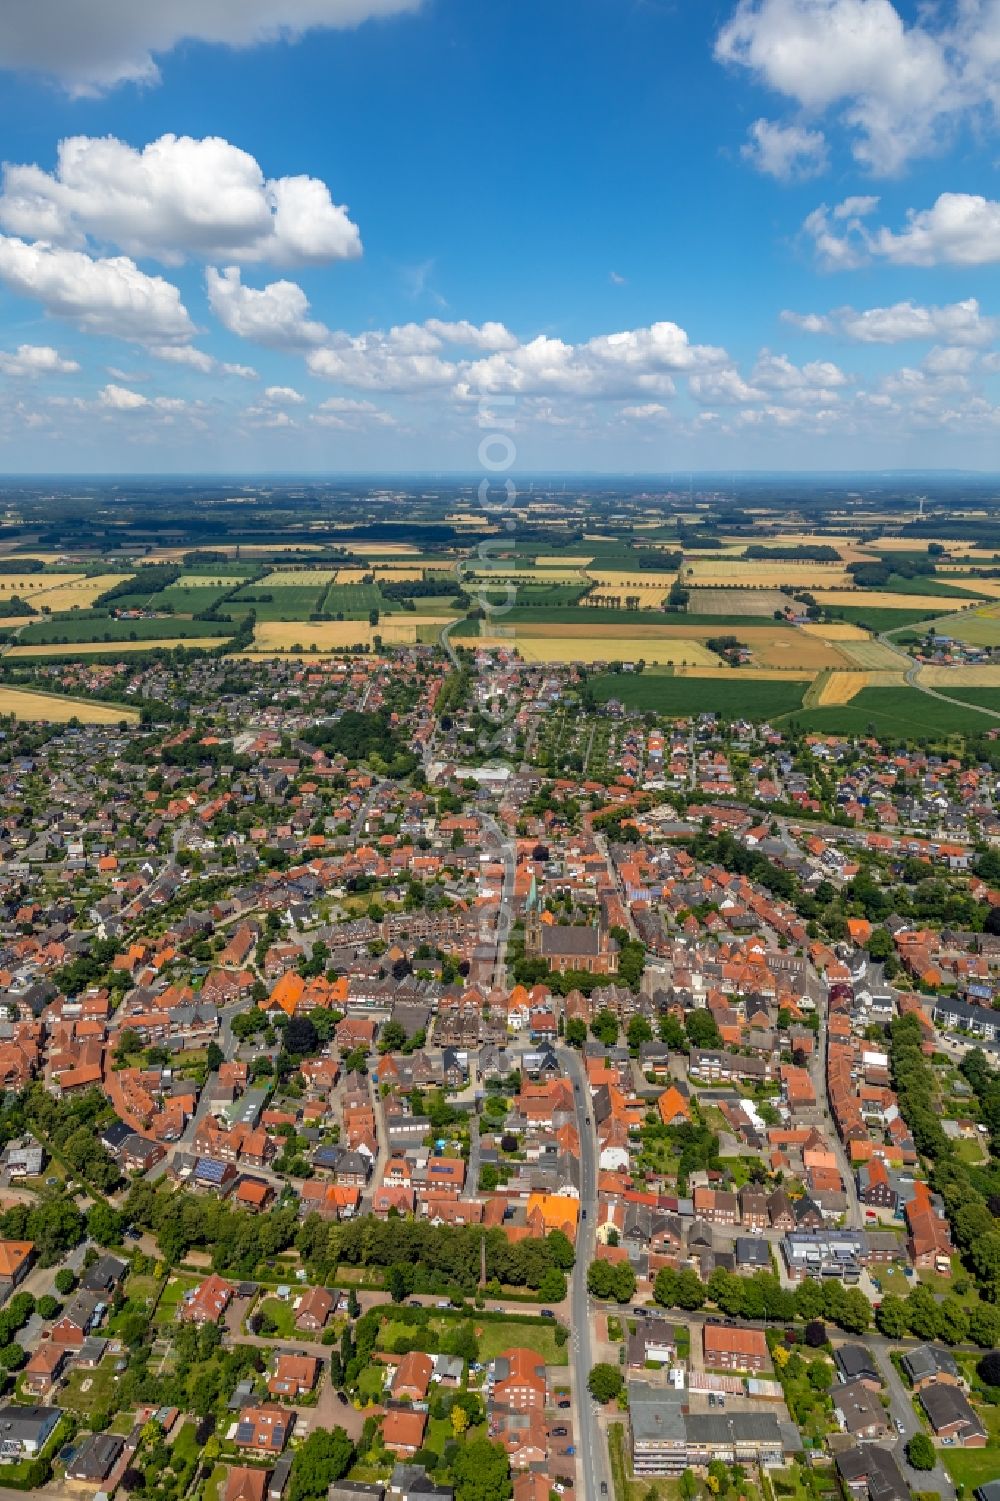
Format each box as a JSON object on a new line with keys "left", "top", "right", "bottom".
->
{"left": 877, "top": 608, "right": 1000, "bottom": 723}
{"left": 559, "top": 1044, "right": 612, "bottom": 1501}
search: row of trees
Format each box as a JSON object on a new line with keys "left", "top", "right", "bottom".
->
{"left": 655, "top": 1266, "right": 873, "bottom": 1334}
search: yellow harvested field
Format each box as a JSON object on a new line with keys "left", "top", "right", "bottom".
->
{"left": 816, "top": 671, "right": 869, "bottom": 705}
{"left": 877, "top": 537, "right": 993, "bottom": 554}
{"left": 919, "top": 665, "right": 1000, "bottom": 686}
{"left": 0, "top": 617, "right": 33, "bottom": 629}
{"left": 586, "top": 570, "right": 677, "bottom": 591}
{"left": 173, "top": 574, "right": 248, "bottom": 588}
{"left": 8, "top": 638, "right": 230, "bottom": 656}
{"left": 261, "top": 568, "right": 341, "bottom": 586}
{"left": 839, "top": 640, "right": 907, "bottom": 670}
{"left": 931, "top": 576, "right": 1000, "bottom": 598}
{"left": 512, "top": 636, "right": 718, "bottom": 666}
{"left": 674, "top": 666, "right": 814, "bottom": 681}
{"left": 800, "top": 622, "right": 870, "bottom": 641}
{"left": 0, "top": 687, "right": 139, "bottom": 723}
{"left": 331, "top": 569, "right": 373, "bottom": 585}
{"left": 249, "top": 619, "right": 446, "bottom": 652}
{"left": 682, "top": 559, "right": 853, "bottom": 587}
{"left": 35, "top": 576, "right": 136, "bottom": 612}
{"left": 372, "top": 566, "right": 427, "bottom": 582}
{"left": 0, "top": 573, "right": 85, "bottom": 600}
{"left": 811, "top": 589, "right": 985, "bottom": 610}
{"left": 500, "top": 620, "right": 846, "bottom": 670}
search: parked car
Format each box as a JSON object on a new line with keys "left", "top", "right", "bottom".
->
{"left": 558, "top": 1400, "right": 572, "bottom": 1409}
{"left": 553, "top": 1427, "right": 568, "bottom": 1437}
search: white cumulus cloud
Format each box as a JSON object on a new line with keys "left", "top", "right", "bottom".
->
{"left": 0, "top": 134, "right": 361, "bottom": 267}
{"left": 206, "top": 266, "right": 329, "bottom": 348}
{"left": 0, "top": 343, "right": 79, "bottom": 376}
{"left": 0, "top": 236, "right": 195, "bottom": 343}
{"left": 782, "top": 298, "right": 998, "bottom": 346}
{"left": 741, "top": 117, "right": 828, "bottom": 180}
{"left": 0, "top": 0, "right": 423, "bottom": 94}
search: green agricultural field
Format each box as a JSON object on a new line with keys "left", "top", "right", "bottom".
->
{"left": 883, "top": 573, "right": 986, "bottom": 599}
{"left": 791, "top": 686, "right": 997, "bottom": 738}
{"left": 230, "top": 583, "right": 328, "bottom": 619}
{"left": 588, "top": 670, "right": 807, "bottom": 720}
{"left": 322, "top": 583, "right": 388, "bottom": 616}
{"left": 19, "top": 614, "right": 234, "bottom": 644}
{"left": 937, "top": 686, "right": 1000, "bottom": 712}
{"left": 155, "top": 582, "right": 243, "bottom": 613}
{"left": 824, "top": 604, "right": 954, "bottom": 632}
{"left": 934, "top": 609, "right": 1000, "bottom": 647}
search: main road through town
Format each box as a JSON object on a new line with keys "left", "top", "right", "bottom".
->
{"left": 559, "top": 1044, "right": 612, "bottom": 1501}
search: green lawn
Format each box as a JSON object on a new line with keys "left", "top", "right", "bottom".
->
{"left": 358, "top": 1366, "right": 387, "bottom": 1401}
{"left": 474, "top": 1318, "right": 568, "bottom": 1367}
{"left": 254, "top": 1296, "right": 300, "bottom": 1338}
{"left": 941, "top": 1398, "right": 1000, "bottom": 1488}
{"left": 155, "top": 1273, "right": 201, "bottom": 1325}
{"left": 59, "top": 1361, "right": 122, "bottom": 1417}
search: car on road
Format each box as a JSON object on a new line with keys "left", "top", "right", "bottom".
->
{"left": 585, "top": 1116, "right": 591, "bottom": 1124}
{"left": 895, "top": 1419, "right": 904, "bottom": 1434}
{"left": 601, "top": 1484, "right": 608, "bottom": 1495}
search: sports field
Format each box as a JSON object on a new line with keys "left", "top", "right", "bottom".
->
{"left": 0, "top": 687, "right": 139, "bottom": 722}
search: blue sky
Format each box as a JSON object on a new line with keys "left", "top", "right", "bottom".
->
{"left": 1, "top": 0, "right": 1000, "bottom": 471}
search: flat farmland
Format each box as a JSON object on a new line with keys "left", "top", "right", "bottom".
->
{"left": 932, "top": 577, "right": 1000, "bottom": 598}
{"left": 260, "top": 568, "right": 342, "bottom": 586}
{"left": 250, "top": 619, "right": 437, "bottom": 652}
{"left": 797, "top": 686, "right": 998, "bottom": 738}
{"left": 682, "top": 559, "right": 853, "bottom": 587}
{"left": 0, "top": 687, "right": 138, "bottom": 722}
{"left": 673, "top": 665, "right": 814, "bottom": 680}
{"left": 839, "top": 639, "right": 907, "bottom": 670}
{"left": 505, "top": 620, "right": 846, "bottom": 670}
{"left": 588, "top": 671, "right": 807, "bottom": 720}
{"left": 19, "top": 615, "right": 233, "bottom": 644}
{"left": 586, "top": 569, "right": 677, "bottom": 592}
{"left": 920, "top": 664, "right": 1000, "bottom": 686}
{"left": 513, "top": 635, "right": 718, "bottom": 666}
{"left": 812, "top": 588, "right": 982, "bottom": 612}
{"left": 934, "top": 607, "right": 1000, "bottom": 646}
{"left": 231, "top": 582, "right": 328, "bottom": 618}
{"left": 812, "top": 671, "right": 868, "bottom": 705}
{"left": 332, "top": 568, "right": 374, "bottom": 585}
{"left": 0, "top": 572, "right": 86, "bottom": 600}
{"left": 687, "top": 587, "right": 788, "bottom": 616}
{"left": 7, "top": 637, "right": 230, "bottom": 657}
{"left": 800, "top": 622, "right": 869, "bottom": 640}
{"left": 322, "top": 583, "right": 385, "bottom": 616}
